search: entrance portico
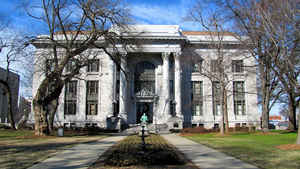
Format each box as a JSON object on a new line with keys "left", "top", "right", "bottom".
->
{"left": 117, "top": 51, "right": 183, "bottom": 126}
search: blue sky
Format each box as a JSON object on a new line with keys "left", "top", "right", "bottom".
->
{"left": 0, "top": 0, "right": 202, "bottom": 35}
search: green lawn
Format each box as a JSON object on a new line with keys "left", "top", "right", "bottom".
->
{"left": 0, "top": 129, "right": 107, "bottom": 169}
{"left": 183, "top": 131, "right": 300, "bottom": 169}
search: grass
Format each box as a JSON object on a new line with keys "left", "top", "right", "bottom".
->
{"left": 0, "top": 128, "right": 107, "bottom": 169}
{"left": 89, "top": 134, "right": 199, "bottom": 169}
{"left": 182, "top": 131, "right": 300, "bottom": 169}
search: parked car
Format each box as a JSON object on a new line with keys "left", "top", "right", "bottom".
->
{"left": 268, "top": 123, "right": 276, "bottom": 129}
{"left": 277, "top": 121, "right": 289, "bottom": 130}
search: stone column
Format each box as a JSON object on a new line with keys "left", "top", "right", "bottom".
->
{"left": 119, "top": 54, "right": 128, "bottom": 122}
{"left": 174, "top": 52, "right": 182, "bottom": 117}
{"left": 106, "top": 56, "right": 115, "bottom": 117}
{"left": 162, "top": 52, "right": 170, "bottom": 116}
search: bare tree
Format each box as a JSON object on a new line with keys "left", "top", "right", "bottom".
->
{"left": 0, "top": 31, "right": 29, "bottom": 129}
{"left": 186, "top": 2, "right": 256, "bottom": 134}
{"left": 27, "top": 0, "right": 131, "bottom": 136}
{"left": 220, "top": 0, "right": 300, "bottom": 142}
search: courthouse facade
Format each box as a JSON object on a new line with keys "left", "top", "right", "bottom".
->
{"left": 31, "top": 25, "right": 259, "bottom": 130}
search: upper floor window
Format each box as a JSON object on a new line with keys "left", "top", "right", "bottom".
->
{"left": 211, "top": 59, "right": 218, "bottom": 72}
{"left": 135, "top": 61, "right": 155, "bottom": 97}
{"left": 64, "top": 81, "right": 77, "bottom": 115}
{"left": 192, "top": 60, "right": 203, "bottom": 73}
{"left": 212, "top": 81, "right": 221, "bottom": 116}
{"left": 86, "top": 81, "right": 99, "bottom": 99}
{"left": 232, "top": 60, "right": 244, "bottom": 73}
{"left": 66, "top": 60, "right": 76, "bottom": 72}
{"left": 86, "top": 80, "right": 99, "bottom": 115}
{"left": 233, "top": 81, "right": 246, "bottom": 115}
{"left": 191, "top": 81, "right": 203, "bottom": 116}
{"left": 87, "top": 59, "right": 99, "bottom": 72}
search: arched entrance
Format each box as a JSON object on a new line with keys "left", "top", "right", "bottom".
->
{"left": 134, "top": 61, "right": 155, "bottom": 123}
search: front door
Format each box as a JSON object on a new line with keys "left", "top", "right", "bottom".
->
{"left": 136, "top": 102, "right": 153, "bottom": 123}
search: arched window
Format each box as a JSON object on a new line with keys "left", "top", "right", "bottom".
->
{"left": 134, "top": 61, "right": 155, "bottom": 96}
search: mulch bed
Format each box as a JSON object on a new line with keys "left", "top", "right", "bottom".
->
{"left": 276, "top": 144, "right": 300, "bottom": 150}
{"left": 88, "top": 134, "right": 200, "bottom": 169}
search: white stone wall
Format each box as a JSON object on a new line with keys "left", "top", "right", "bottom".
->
{"left": 30, "top": 25, "right": 259, "bottom": 129}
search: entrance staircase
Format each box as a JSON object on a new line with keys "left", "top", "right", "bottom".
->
{"left": 122, "top": 123, "right": 170, "bottom": 135}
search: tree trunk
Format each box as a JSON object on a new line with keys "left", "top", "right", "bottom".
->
{"left": 220, "top": 84, "right": 225, "bottom": 135}
{"left": 48, "top": 99, "right": 59, "bottom": 134}
{"left": 259, "top": 56, "right": 270, "bottom": 132}
{"left": 6, "top": 87, "right": 16, "bottom": 130}
{"left": 223, "top": 88, "right": 229, "bottom": 133}
{"left": 33, "top": 98, "right": 49, "bottom": 136}
{"left": 297, "top": 101, "right": 300, "bottom": 144}
{"left": 262, "top": 102, "right": 269, "bottom": 132}
{"left": 287, "top": 94, "right": 297, "bottom": 131}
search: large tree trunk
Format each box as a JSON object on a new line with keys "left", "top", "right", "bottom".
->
{"left": 33, "top": 76, "right": 64, "bottom": 136}
{"left": 48, "top": 99, "right": 59, "bottom": 134}
{"left": 259, "top": 55, "right": 271, "bottom": 132}
{"left": 261, "top": 100, "right": 270, "bottom": 132}
{"left": 297, "top": 101, "right": 300, "bottom": 144}
{"left": 287, "top": 94, "right": 297, "bottom": 131}
{"left": 33, "top": 99, "right": 49, "bottom": 136}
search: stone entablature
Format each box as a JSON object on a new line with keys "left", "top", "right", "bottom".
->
{"left": 30, "top": 25, "right": 259, "bottom": 131}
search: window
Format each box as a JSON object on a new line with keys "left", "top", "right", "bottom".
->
{"left": 87, "top": 59, "right": 99, "bottom": 72}
{"left": 64, "top": 81, "right": 77, "bottom": 115}
{"left": 232, "top": 60, "right": 244, "bottom": 73}
{"left": 191, "top": 81, "right": 203, "bottom": 116}
{"left": 66, "top": 60, "right": 76, "bottom": 72}
{"left": 211, "top": 59, "right": 218, "bottom": 72}
{"left": 135, "top": 61, "right": 155, "bottom": 96}
{"left": 86, "top": 81, "right": 99, "bottom": 115}
{"left": 212, "top": 82, "right": 221, "bottom": 116}
{"left": 233, "top": 81, "right": 246, "bottom": 115}
{"left": 192, "top": 60, "right": 202, "bottom": 73}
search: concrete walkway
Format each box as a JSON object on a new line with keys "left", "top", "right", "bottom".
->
{"left": 28, "top": 136, "right": 124, "bottom": 169}
{"left": 162, "top": 134, "right": 259, "bottom": 169}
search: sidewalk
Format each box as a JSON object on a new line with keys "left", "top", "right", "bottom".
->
{"left": 162, "top": 134, "right": 259, "bottom": 169}
{"left": 28, "top": 136, "right": 124, "bottom": 169}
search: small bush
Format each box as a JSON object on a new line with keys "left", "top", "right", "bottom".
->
{"left": 182, "top": 127, "right": 219, "bottom": 133}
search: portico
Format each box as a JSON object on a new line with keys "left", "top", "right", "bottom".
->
{"left": 116, "top": 51, "right": 183, "bottom": 125}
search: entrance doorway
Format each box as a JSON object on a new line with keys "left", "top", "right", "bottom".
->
{"left": 136, "top": 102, "right": 153, "bottom": 123}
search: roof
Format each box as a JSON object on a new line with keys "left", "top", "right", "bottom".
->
{"left": 269, "top": 116, "right": 282, "bottom": 120}
{"left": 182, "top": 31, "right": 236, "bottom": 36}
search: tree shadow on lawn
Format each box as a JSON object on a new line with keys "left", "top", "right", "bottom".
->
{"left": 0, "top": 139, "right": 102, "bottom": 169}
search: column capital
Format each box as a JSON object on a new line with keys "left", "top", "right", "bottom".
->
{"left": 119, "top": 52, "right": 127, "bottom": 56}
{"left": 173, "top": 51, "right": 182, "bottom": 59}
{"left": 162, "top": 52, "right": 171, "bottom": 60}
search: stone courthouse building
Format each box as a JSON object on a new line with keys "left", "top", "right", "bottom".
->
{"left": 31, "top": 25, "right": 259, "bottom": 131}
